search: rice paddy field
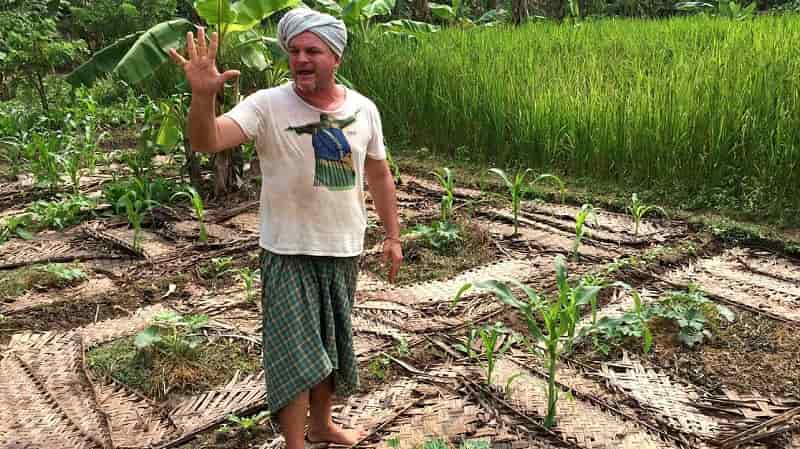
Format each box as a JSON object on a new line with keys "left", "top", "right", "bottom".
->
{"left": 344, "top": 16, "right": 800, "bottom": 221}
{"left": 1, "top": 8, "right": 800, "bottom": 449}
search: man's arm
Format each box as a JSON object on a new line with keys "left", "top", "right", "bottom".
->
{"left": 365, "top": 157, "right": 403, "bottom": 282}
{"left": 188, "top": 96, "right": 249, "bottom": 153}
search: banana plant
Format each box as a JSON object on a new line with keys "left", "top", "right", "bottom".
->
{"left": 489, "top": 167, "right": 533, "bottom": 236}
{"left": 67, "top": 0, "right": 300, "bottom": 195}
{"left": 429, "top": 0, "right": 507, "bottom": 26}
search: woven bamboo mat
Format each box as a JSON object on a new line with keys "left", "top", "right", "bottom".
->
{"left": 0, "top": 332, "right": 112, "bottom": 449}
{"left": 360, "top": 258, "right": 543, "bottom": 305}
{"left": 94, "top": 381, "right": 179, "bottom": 448}
{"left": 666, "top": 251, "right": 800, "bottom": 324}
{"left": 0, "top": 275, "right": 114, "bottom": 314}
{"left": 600, "top": 353, "right": 722, "bottom": 438}
{"left": 491, "top": 358, "right": 678, "bottom": 449}
{"left": 79, "top": 303, "right": 170, "bottom": 348}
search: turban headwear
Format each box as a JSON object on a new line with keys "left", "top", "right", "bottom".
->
{"left": 277, "top": 8, "right": 347, "bottom": 58}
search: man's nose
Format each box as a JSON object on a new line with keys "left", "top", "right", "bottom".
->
{"left": 295, "top": 50, "right": 310, "bottom": 63}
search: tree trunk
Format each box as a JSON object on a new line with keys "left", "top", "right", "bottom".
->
{"left": 33, "top": 71, "right": 49, "bottom": 115}
{"left": 414, "top": 0, "right": 430, "bottom": 20}
{"left": 184, "top": 137, "right": 202, "bottom": 190}
{"left": 511, "top": 0, "right": 529, "bottom": 23}
{"left": 487, "top": 0, "right": 498, "bottom": 10}
{"left": 211, "top": 84, "right": 243, "bottom": 196}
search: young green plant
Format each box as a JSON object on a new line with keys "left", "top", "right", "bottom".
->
{"left": 489, "top": 168, "right": 533, "bottom": 235}
{"left": 431, "top": 167, "right": 455, "bottom": 222}
{"left": 171, "top": 186, "right": 208, "bottom": 242}
{"left": 476, "top": 322, "right": 514, "bottom": 384}
{"left": 134, "top": 311, "right": 209, "bottom": 359}
{"left": 627, "top": 193, "right": 666, "bottom": 236}
{"left": 237, "top": 267, "right": 259, "bottom": 302}
{"left": 117, "top": 191, "right": 157, "bottom": 252}
{"left": 572, "top": 204, "right": 595, "bottom": 261}
{"left": 454, "top": 255, "right": 601, "bottom": 428}
{"left": 531, "top": 173, "right": 566, "bottom": 204}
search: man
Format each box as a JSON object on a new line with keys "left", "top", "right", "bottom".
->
{"left": 168, "top": 8, "right": 403, "bottom": 449}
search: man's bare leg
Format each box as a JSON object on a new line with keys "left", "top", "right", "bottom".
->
{"left": 279, "top": 390, "right": 309, "bottom": 449}
{"left": 308, "top": 375, "right": 364, "bottom": 444}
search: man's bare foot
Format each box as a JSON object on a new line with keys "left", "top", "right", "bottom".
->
{"left": 307, "top": 421, "right": 366, "bottom": 446}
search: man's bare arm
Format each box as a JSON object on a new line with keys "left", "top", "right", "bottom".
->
{"left": 169, "top": 28, "right": 247, "bottom": 153}
{"left": 188, "top": 96, "right": 249, "bottom": 153}
{"left": 365, "top": 157, "right": 403, "bottom": 282}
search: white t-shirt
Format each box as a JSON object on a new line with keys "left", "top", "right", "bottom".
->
{"left": 225, "top": 82, "right": 386, "bottom": 257}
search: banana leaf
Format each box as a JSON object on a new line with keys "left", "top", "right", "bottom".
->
{"left": 378, "top": 19, "right": 440, "bottom": 33}
{"left": 114, "top": 19, "right": 195, "bottom": 85}
{"left": 429, "top": 2, "right": 456, "bottom": 19}
{"left": 229, "top": 0, "right": 302, "bottom": 31}
{"left": 65, "top": 32, "right": 143, "bottom": 87}
{"left": 362, "top": 0, "right": 395, "bottom": 18}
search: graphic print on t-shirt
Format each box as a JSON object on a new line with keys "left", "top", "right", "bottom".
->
{"left": 286, "top": 112, "right": 358, "bottom": 191}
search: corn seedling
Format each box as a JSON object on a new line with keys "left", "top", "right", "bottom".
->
{"left": 430, "top": 167, "right": 455, "bottom": 222}
{"left": 572, "top": 204, "right": 595, "bottom": 261}
{"left": 476, "top": 322, "right": 514, "bottom": 384}
{"left": 489, "top": 168, "right": 533, "bottom": 235}
{"left": 237, "top": 267, "right": 259, "bottom": 301}
{"left": 171, "top": 186, "right": 208, "bottom": 242}
{"left": 531, "top": 173, "right": 566, "bottom": 204}
{"left": 454, "top": 255, "right": 601, "bottom": 428}
{"left": 117, "top": 192, "right": 157, "bottom": 252}
{"left": 134, "top": 311, "right": 209, "bottom": 359}
{"left": 627, "top": 193, "right": 666, "bottom": 236}
{"left": 60, "top": 149, "right": 84, "bottom": 195}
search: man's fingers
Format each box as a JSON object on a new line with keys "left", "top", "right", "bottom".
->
{"left": 388, "top": 258, "right": 400, "bottom": 283}
{"left": 208, "top": 31, "right": 219, "bottom": 61}
{"left": 186, "top": 31, "right": 197, "bottom": 60}
{"left": 220, "top": 70, "right": 241, "bottom": 83}
{"left": 168, "top": 48, "right": 187, "bottom": 67}
{"left": 197, "top": 26, "right": 207, "bottom": 57}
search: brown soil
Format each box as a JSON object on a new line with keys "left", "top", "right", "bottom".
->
{"left": 361, "top": 214, "right": 499, "bottom": 286}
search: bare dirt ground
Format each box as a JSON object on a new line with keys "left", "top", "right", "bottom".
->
{"left": 1, "top": 167, "right": 798, "bottom": 449}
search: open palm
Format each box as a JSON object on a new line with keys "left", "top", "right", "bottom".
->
{"left": 169, "top": 28, "right": 240, "bottom": 97}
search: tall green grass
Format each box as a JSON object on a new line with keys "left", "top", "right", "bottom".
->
{"left": 343, "top": 17, "right": 800, "bottom": 219}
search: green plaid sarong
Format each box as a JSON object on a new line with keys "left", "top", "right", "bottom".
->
{"left": 259, "top": 250, "right": 359, "bottom": 414}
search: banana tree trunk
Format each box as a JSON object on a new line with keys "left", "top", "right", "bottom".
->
{"left": 414, "top": 0, "right": 430, "bottom": 20}
{"left": 512, "top": 0, "right": 529, "bottom": 23}
{"left": 212, "top": 88, "right": 243, "bottom": 196}
{"left": 184, "top": 136, "right": 203, "bottom": 189}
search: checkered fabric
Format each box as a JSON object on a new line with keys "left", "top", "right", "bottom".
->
{"left": 260, "top": 250, "right": 359, "bottom": 414}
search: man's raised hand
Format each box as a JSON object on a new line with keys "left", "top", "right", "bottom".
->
{"left": 168, "top": 28, "right": 240, "bottom": 97}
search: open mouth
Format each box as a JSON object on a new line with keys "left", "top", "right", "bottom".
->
{"left": 296, "top": 69, "right": 315, "bottom": 77}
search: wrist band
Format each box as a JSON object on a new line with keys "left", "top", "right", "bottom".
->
{"left": 383, "top": 236, "right": 401, "bottom": 244}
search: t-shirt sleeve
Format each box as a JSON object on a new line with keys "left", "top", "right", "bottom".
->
{"left": 224, "top": 90, "right": 267, "bottom": 141}
{"left": 366, "top": 102, "right": 387, "bottom": 160}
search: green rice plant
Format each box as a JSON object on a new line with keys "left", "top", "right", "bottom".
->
{"left": 627, "top": 193, "right": 666, "bottom": 236}
{"left": 489, "top": 168, "right": 533, "bottom": 235}
{"left": 572, "top": 204, "right": 595, "bottom": 261}
{"left": 344, "top": 18, "right": 800, "bottom": 221}
{"left": 454, "top": 255, "right": 601, "bottom": 428}
{"left": 134, "top": 311, "right": 209, "bottom": 359}
{"left": 171, "top": 186, "right": 208, "bottom": 243}
{"left": 431, "top": 167, "right": 455, "bottom": 222}
{"left": 531, "top": 173, "right": 566, "bottom": 204}
{"left": 236, "top": 267, "right": 259, "bottom": 302}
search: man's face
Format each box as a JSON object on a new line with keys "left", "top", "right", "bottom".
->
{"left": 288, "top": 31, "right": 340, "bottom": 94}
